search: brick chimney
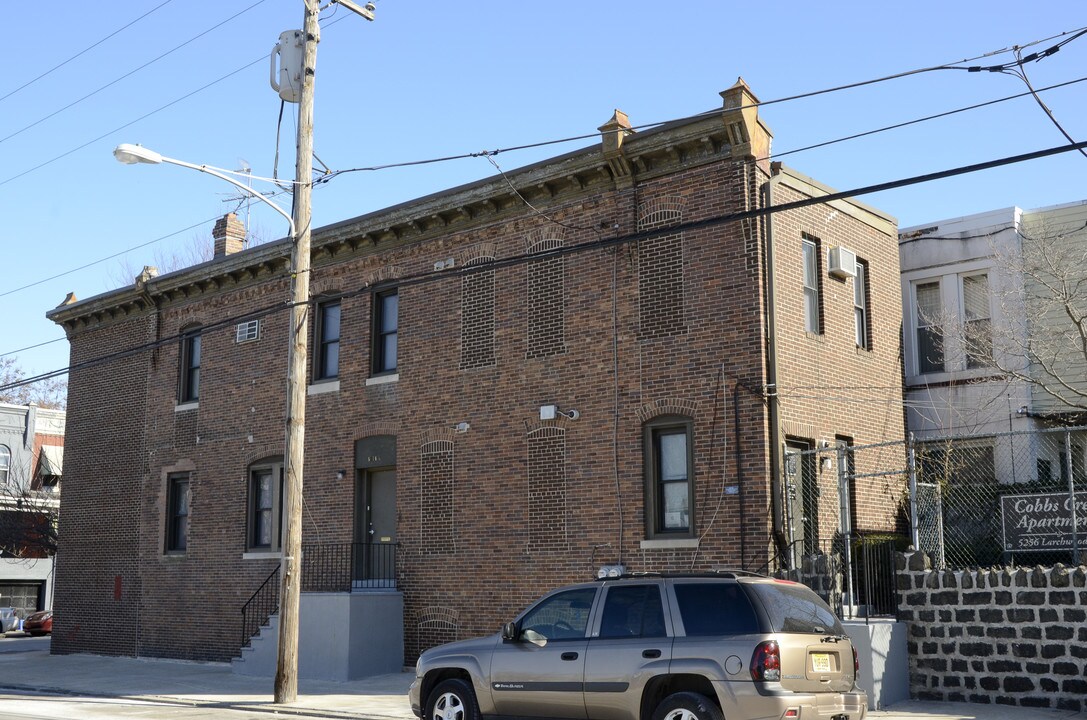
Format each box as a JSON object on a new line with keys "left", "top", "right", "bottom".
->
{"left": 212, "top": 213, "right": 246, "bottom": 258}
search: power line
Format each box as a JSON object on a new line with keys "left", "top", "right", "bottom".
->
{"left": 0, "top": 1, "right": 176, "bottom": 106}
{"left": 3, "top": 68, "right": 1083, "bottom": 305}
{"left": 0, "top": 337, "right": 68, "bottom": 360}
{"left": 7, "top": 138, "right": 1087, "bottom": 394}
{"left": 0, "top": 0, "right": 270, "bottom": 149}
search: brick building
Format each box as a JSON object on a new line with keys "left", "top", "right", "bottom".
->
{"left": 47, "top": 80, "right": 905, "bottom": 672}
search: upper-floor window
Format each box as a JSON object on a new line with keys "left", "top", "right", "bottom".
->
{"left": 0, "top": 445, "right": 9, "bottom": 485}
{"left": 854, "top": 259, "right": 871, "bottom": 350}
{"left": 644, "top": 416, "right": 695, "bottom": 539}
{"left": 248, "top": 459, "right": 284, "bottom": 551}
{"left": 914, "top": 281, "right": 944, "bottom": 374}
{"left": 962, "top": 273, "right": 992, "bottom": 369}
{"left": 802, "top": 237, "right": 822, "bottom": 334}
{"left": 178, "top": 327, "right": 201, "bottom": 403}
{"left": 166, "top": 473, "right": 190, "bottom": 553}
{"left": 315, "top": 300, "right": 341, "bottom": 381}
{"left": 373, "top": 289, "right": 398, "bottom": 374}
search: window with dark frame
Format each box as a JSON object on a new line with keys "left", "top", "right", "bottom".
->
{"left": 854, "top": 259, "right": 871, "bottom": 350}
{"left": 372, "top": 289, "right": 398, "bottom": 374}
{"left": 248, "top": 460, "right": 284, "bottom": 551}
{"left": 166, "top": 473, "right": 190, "bottom": 553}
{"left": 178, "top": 327, "right": 201, "bottom": 403}
{"left": 644, "top": 416, "right": 695, "bottom": 539}
{"left": 802, "top": 237, "right": 822, "bottom": 334}
{"left": 315, "top": 300, "right": 341, "bottom": 381}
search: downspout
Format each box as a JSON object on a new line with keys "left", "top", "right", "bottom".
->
{"left": 762, "top": 165, "right": 789, "bottom": 563}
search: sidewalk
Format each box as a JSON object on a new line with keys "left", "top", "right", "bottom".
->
{"left": 0, "top": 645, "right": 1081, "bottom": 720}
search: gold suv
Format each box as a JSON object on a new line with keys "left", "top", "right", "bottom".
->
{"left": 409, "top": 573, "right": 867, "bottom": 720}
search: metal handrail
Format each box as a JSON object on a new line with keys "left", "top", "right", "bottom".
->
{"left": 240, "top": 565, "right": 280, "bottom": 650}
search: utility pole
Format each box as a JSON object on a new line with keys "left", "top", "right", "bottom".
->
{"left": 275, "top": 0, "right": 318, "bottom": 704}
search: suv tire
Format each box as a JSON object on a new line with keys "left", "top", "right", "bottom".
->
{"left": 426, "top": 678, "right": 480, "bottom": 720}
{"left": 652, "top": 692, "right": 723, "bottom": 720}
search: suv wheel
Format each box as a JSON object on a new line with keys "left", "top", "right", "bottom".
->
{"left": 653, "top": 692, "right": 723, "bottom": 720}
{"left": 426, "top": 678, "right": 480, "bottom": 720}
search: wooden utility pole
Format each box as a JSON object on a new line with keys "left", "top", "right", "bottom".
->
{"left": 275, "top": 0, "right": 318, "bottom": 704}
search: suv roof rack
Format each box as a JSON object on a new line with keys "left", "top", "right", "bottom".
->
{"left": 595, "top": 570, "right": 770, "bottom": 582}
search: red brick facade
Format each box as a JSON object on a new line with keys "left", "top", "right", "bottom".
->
{"left": 48, "top": 82, "right": 904, "bottom": 664}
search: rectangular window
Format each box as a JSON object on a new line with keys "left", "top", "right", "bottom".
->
{"left": 179, "top": 328, "right": 201, "bottom": 403}
{"left": 802, "top": 237, "right": 821, "bottom": 334}
{"left": 962, "top": 273, "right": 991, "bottom": 369}
{"left": 315, "top": 301, "right": 341, "bottom": 380}
{"left": 673, "top": 582, "right": 759, "bottom": 636}
{"left": 645, "top": 418, "right": 694, "bottom": 538}
{"left": 919, "top": 441, "right": 995, "bottom": 485}
{"left": 248, "top": 462, "right": 284, "bottom": 551}
{"left": 235, "top": 320, "right": 260, "bottom": 344}
{"left": 915, "top": 281, "right": 943, "bottom": 374}
{"left": 373, "top": 289, "right": 398, "bottom": 374}
{"left": 854, "top": 259, "right": 870, "bottom": 350}
{"left": 166, "top": 473, "right": 190, "bottom": 553}
{"left": 598, "top": 585, "right": 666, "bottom": 639}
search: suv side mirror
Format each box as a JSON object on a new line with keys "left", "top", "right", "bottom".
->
{"left": 501, "top": 622, "right": 519, "bottom": 641}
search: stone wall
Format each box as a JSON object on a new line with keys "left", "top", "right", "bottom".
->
{"left": 896, "top": 551, "right": 1087, "bottom": 712}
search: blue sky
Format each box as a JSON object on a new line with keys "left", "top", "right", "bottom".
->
{"left": 2, "top": 1, "right": 1085, "bottom": 380}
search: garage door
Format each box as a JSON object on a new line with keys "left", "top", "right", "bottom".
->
{"left": 0, "top": 583, "right": 43, "bottom": 619}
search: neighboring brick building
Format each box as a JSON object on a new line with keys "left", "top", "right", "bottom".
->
{"left": 0, "top": 402, "right": 63, "bottom": 617}
{"left": 47, "top": 80, "right": 905, "bottom": 670}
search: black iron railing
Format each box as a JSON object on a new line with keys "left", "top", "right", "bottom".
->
{"left": 240, "top": 565, "right": 280, "bottom": 650}
{"left": 852, "top": 534, "right": 900, "bottom": 620}
{"left": 238, "top": 542, "right": 398, "bottom": 653}
{"left": 301, "top": 542, "right": 399, "bottom": 592}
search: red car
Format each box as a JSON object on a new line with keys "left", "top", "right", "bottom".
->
{"left": 22, "top": 610, "right": 51, "bottom": 636}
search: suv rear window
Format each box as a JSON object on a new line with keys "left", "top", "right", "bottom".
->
{"left": 746, "top": 582, "right": 844, "bottom": 634}
{"left": 673, "top": 583, "right": 759, "bottom": 636}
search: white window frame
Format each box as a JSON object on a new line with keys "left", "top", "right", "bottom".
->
{"left": 802, "top": 238, "right": 821, "bottom": 334}
{"left": 854, "top": 259, "right": 869, "bottom": 350}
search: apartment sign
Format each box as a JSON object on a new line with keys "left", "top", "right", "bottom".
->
{"left": 1001, "top": 491, "right": 1087, "bottom": 552}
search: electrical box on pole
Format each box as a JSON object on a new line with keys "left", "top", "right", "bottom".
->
{"left": 270, "top": 30, "right": 304, "bottom": 103}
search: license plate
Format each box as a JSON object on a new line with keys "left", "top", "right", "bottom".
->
{"left": 811, "top": 652, "right": 832, "bottom": 673}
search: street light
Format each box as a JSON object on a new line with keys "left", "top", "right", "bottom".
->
{"left": 113, "top": 143, "right": 296, "bottom": 238}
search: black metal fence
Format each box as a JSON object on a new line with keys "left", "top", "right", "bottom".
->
{"left": 238, "top": 542, "right": 399, "bottom": 652}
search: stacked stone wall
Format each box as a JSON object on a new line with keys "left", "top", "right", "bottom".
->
{"left": 897, "top": 551, "right": 1087, "bottom": 712}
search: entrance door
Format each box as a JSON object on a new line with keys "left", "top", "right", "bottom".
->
{"left": 784, "top": 440, "right": 817, "bottom": 569}
{"left": 355, "top": 469, "right": 397, "bottom": 588}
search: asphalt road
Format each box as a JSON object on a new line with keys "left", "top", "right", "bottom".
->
{"left": 0, "top": 636, "right": 49, "bottom": 655}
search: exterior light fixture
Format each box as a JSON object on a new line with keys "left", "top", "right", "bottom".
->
{"left": 336, "top": 469, "right": 346, "bottom": 481}
{"left": 112, "top": 144, "right": 295, "bottom": 238}
{"left": 540, "top": 405, "right": 580, "bottom": 421}
{"left": 454, "top": 422, "right": 470, "bottom": 433}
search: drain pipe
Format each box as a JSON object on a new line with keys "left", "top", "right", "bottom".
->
{"left": 762, "top": 164, "right": 790, "bottom": 565}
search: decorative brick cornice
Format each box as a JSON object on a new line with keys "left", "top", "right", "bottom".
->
{"left": 243, "top": 444, "right": 282, "bottom": 466}
{"left": 638, "top": 196, "right": 687, "bottom": 230}
{"left": 637, "top": 398, "right": 698, "bottom": 422}
{"left": 354, "top": 423, "right": 399, "bottom": 441}
{"left": 420, "top": 427, "right": 456, "bottom": 451}
{"left": 462, "top": 244, "right": 497, "bottom": 266}
{"left": 525, "top": 424, "right": 567, "bottom": 438}
{"left": 525, "top": 227, "right": 566, "bottom": 252}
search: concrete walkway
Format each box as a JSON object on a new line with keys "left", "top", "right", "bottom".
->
{"left": 0, "top": 643, "right": 1080, "bottom": 720}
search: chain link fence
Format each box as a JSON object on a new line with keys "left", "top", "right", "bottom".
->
{"left": 763, "top": 426, "right": 1087, "bottom": 619}
{"left": 910, "top": 425, "right": 1087, "bottom": 569}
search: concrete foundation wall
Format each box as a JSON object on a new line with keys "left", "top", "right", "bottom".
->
{"left": 234, "top": 591, "right": 403, "bottom": 680}
{"left": 843, "top": 619, "right": 908, "bottom": 710}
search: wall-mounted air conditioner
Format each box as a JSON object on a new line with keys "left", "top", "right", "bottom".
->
{"left": 828, "top": 246, "right": 857, "bottom": 279}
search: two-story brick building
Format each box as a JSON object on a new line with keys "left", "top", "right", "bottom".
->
{"left": 47, "top": 80, "right": 905, "bottom": 675}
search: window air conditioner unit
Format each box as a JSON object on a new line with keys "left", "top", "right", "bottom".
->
{"left": 828, "top": 246, "right": 857, "bottom": 279}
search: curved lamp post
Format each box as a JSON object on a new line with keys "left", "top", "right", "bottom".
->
{"left": 113, "top": 143, "right": 295, "bottom": 238}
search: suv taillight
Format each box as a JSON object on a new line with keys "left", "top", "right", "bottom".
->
{"left": 853, "top": 645, "right": 859, "bottom": 675}
{"left": 750, "top": 640, "right": 780, "bottom": 681}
